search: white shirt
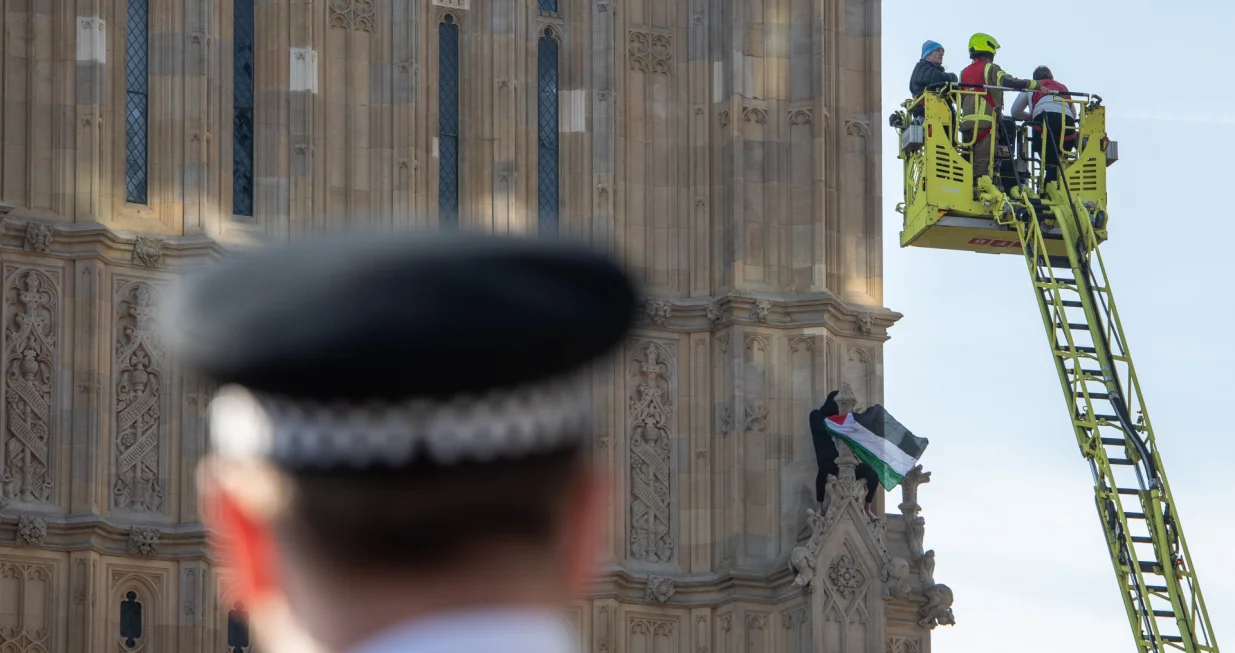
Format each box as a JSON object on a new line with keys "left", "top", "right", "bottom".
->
{"left": 349, "top": 608, "right": 578, "bottom": 653}
{"left": 1011, "top": 90, "right": 1075, "bottom": 121}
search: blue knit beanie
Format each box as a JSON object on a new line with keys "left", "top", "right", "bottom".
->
{"left": 921, "top": 40, "right": 943, "bottom": 59}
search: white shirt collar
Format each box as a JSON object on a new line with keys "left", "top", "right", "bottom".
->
{"left": 348, "top": 608, "right": 577, "bottom": 653}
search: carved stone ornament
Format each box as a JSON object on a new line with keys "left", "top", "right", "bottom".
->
{"left": 749, "top": 299, "right": 772, "bottom": 323}
{"left": 0, "top": 558, "right": 55, "bottom": 649}
{"left": 645, "top": 576, "right": 676, "bottom": 604}
{"left": 628, "top": 342, "right": 675, "bottom": 562}
{"left": 898, "top": 464, "right": 931, "bottom": 516}
{"left": 888, "top": 637, "right": 923, "bottom": 653}
{"left": 825, "top": 441, "right": 869, "bottom": 511}
{"left": 128, "top": 526, "right": 161, "bottom": 556}
{"left": 901, "top": 465, "right": 932, "bottom": 562}
{"left": 596, "top": 605, "right": 611, "bottom": 652}
{"left": 803, "top": 437, "right": 888, "bottom": 550}
{"left": 183, "top": 567, "right": 198, "bottom": 616}
{"left": 628, "top": 29, "right": 672, "bottom": 75}
{"left": 2, "top": 269, "right": 58, "bottom": 504}
{"left": 23, "top": 223, "right": 54, "bottom": 253}
{"left": 920, "top": 549, "right": 936, "bottom": 587}
{"left": 742, "top": 106, "right": 768, "bottom": 125}
{"left": 329, "top": 0, "right": 376, "bottom": 31}
{"left": 130, "top": 236, "right": 164, "bottom": 268}
{"left": 834, "top": 382, "right": 860, "bottom": 414}
{"left": 907, "top": 515, "right": 926, "bottom": 561}
{"left": 716, "top": 402, "right": 732, "bottom": 438}
{"left": 706, "top": 300, "right": 724, "bottom": 324}
{"left": 881, "top": 557, "right": 913, "bottom": 601}
{"left": 16, "top": 514, "right": 47, "bottom": 546}
{"left": 743, "top": 401, "right": 768, "bottom": 435}
{"left": 788, "top": 509, "right": 825, "bottom": 591}
{"left": 113, "top": 283, "right": 165, "bottom": 512}
{"left": 827, "top": 552, "right": 866, "bottom": 599}
{"left": 918, "top": 582, "right": 955, "bottom": 629}
{"left": 645, "top": 299, "right": 672, "bottom": 326}
{"left": 857, "top": 311, "right": 874, "bottom": 336}
{"left": 895, "top": 461, "right": 956, "bottom": 630}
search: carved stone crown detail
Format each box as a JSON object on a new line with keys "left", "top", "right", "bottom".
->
{"left": 128, "top": 526, "right": 162, "bottom": 556}
{"left": 645, "top": 576, "right": 675, "bottom": 604}
{"left": 16, "top": 515, "right": 47, "bottom": 546}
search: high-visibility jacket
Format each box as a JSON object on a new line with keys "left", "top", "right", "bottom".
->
{"left": 959, "top": 58, "right": 1035, "bottom": 140}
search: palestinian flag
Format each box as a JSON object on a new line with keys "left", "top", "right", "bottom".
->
{"left": 823, "top": 405, "right": 929, "bottom": 490}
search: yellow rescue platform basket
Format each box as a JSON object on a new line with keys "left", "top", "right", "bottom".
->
{"left": 891, "top": 87, "right": 1116, "bottom": 258}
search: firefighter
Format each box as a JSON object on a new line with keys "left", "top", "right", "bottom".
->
{"left": 958, "top": 33, "right": 1039, "bottom": 191}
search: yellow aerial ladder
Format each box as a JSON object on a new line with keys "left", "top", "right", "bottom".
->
{"left": 889, "top": 86, "right": 1220, "bottom": 653}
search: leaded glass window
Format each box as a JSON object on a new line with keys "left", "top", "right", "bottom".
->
{"left": 537, "top": 28, "right": 560, "bottom": 237}
{"left": 120, "top": 591, "right": 143, "bottom": 649}
{"left": 233, "top": 0, "right": 256, "bottom": 217}
{"left": 538, "top": 0, "right": 558, "bottom": 11}
{"left": 438, "top": 16, "right": 460, "bottom": 230}
{"left": 125, "top": 0, "right": 150, "bottom": 204}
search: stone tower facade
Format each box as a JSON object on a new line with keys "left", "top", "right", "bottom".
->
{"left": 0, "top": 0, "right": 954, "bottom": 652}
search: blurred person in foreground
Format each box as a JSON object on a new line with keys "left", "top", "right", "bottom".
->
{"left": 168, "top": 232, "right": 637, "bottom": 653}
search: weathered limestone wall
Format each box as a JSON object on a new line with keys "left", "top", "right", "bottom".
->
{"left": 0, "top": 1, "right": 955, "bottom": 652}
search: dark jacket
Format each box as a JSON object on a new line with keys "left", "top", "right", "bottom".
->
{"left": 910, "top": 59, "right": 957, "bottom": 98}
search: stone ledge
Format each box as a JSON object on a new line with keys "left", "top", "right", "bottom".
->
{"left": 0, "top": 514, "right": 913, "bottom": 609}
{"left": 0, "top": 514, "right": 214, "bottom": 561}
{"left": 584, "top": 564, "right": 805, "bottom": 606}
{"left": 638, "top": 292, "right": 904, "bottom": 337}
{"left": 0, "top": 215, "right": 230, "bottom": 270}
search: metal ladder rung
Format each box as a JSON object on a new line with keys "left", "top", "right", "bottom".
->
{"left": 1101, "top": 437, "right": 1126, "bottom": 446}
{"left": 1124, "top": 511, "right": 1146, "bottom": 519}
{"left": 1095, "top": 414, "right": 1120, "bottom": 421}
{"left": 1138, "top": 560, "right": 1161, "bottom": 574}
{"left": 1066, "top": 368, "right": 1104, "bottom": 376}
{"left": 1077, "top": 392, "right": 1111, "bottom": 400}
{"left": 1132, "top": 536, "right": 1154, "bottom": 544}
{"left": 1117, "top": 488, "right": 1140, "bottom": 496}
{"left": 1154, "top": 635, "right": 1185, "bottom": 644}
{"left": 1061, "top": 300, "right": 1084, "bottom": 308}
{"left": 1064, "top": 322, "right": 1092, "bottom": 331}
{"left": 1110, "top": 458, "right": 1136, "bottom": 466}
{"left": 1153, "top": 610, "right": 1176, "bottom": 618}
{"left": 1144, "top": 585, "right": 1170, "bottom": 593}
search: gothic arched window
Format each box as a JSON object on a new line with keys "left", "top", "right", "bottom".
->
{"left": 438, "top": 15, "right": 460, "bottom": 230}
{"left": 119, "top": 591, "right": 143, "bottom": 649}
{"left": 125, "top": 0, "right": 150, "bottom": 204}
{"left": 233, "top": 0, "right": 256, "bottom": 217}
{"left": 537, "top": 27, "right": 560, "bottom": 237}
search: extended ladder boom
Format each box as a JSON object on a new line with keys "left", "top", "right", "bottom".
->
{"left": 891, "top": 85, "right": 1220, "bottom": 652}
{"left": 1010, "top": 185, "right": 1219, "bottom": 653}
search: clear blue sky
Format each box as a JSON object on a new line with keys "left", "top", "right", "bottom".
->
{"left": 881, "top": 1, "right": 1234, "bottom": 650}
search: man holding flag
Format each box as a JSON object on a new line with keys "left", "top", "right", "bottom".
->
{"left": 809, "top": 388, "right": 930, "bottom": 522}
